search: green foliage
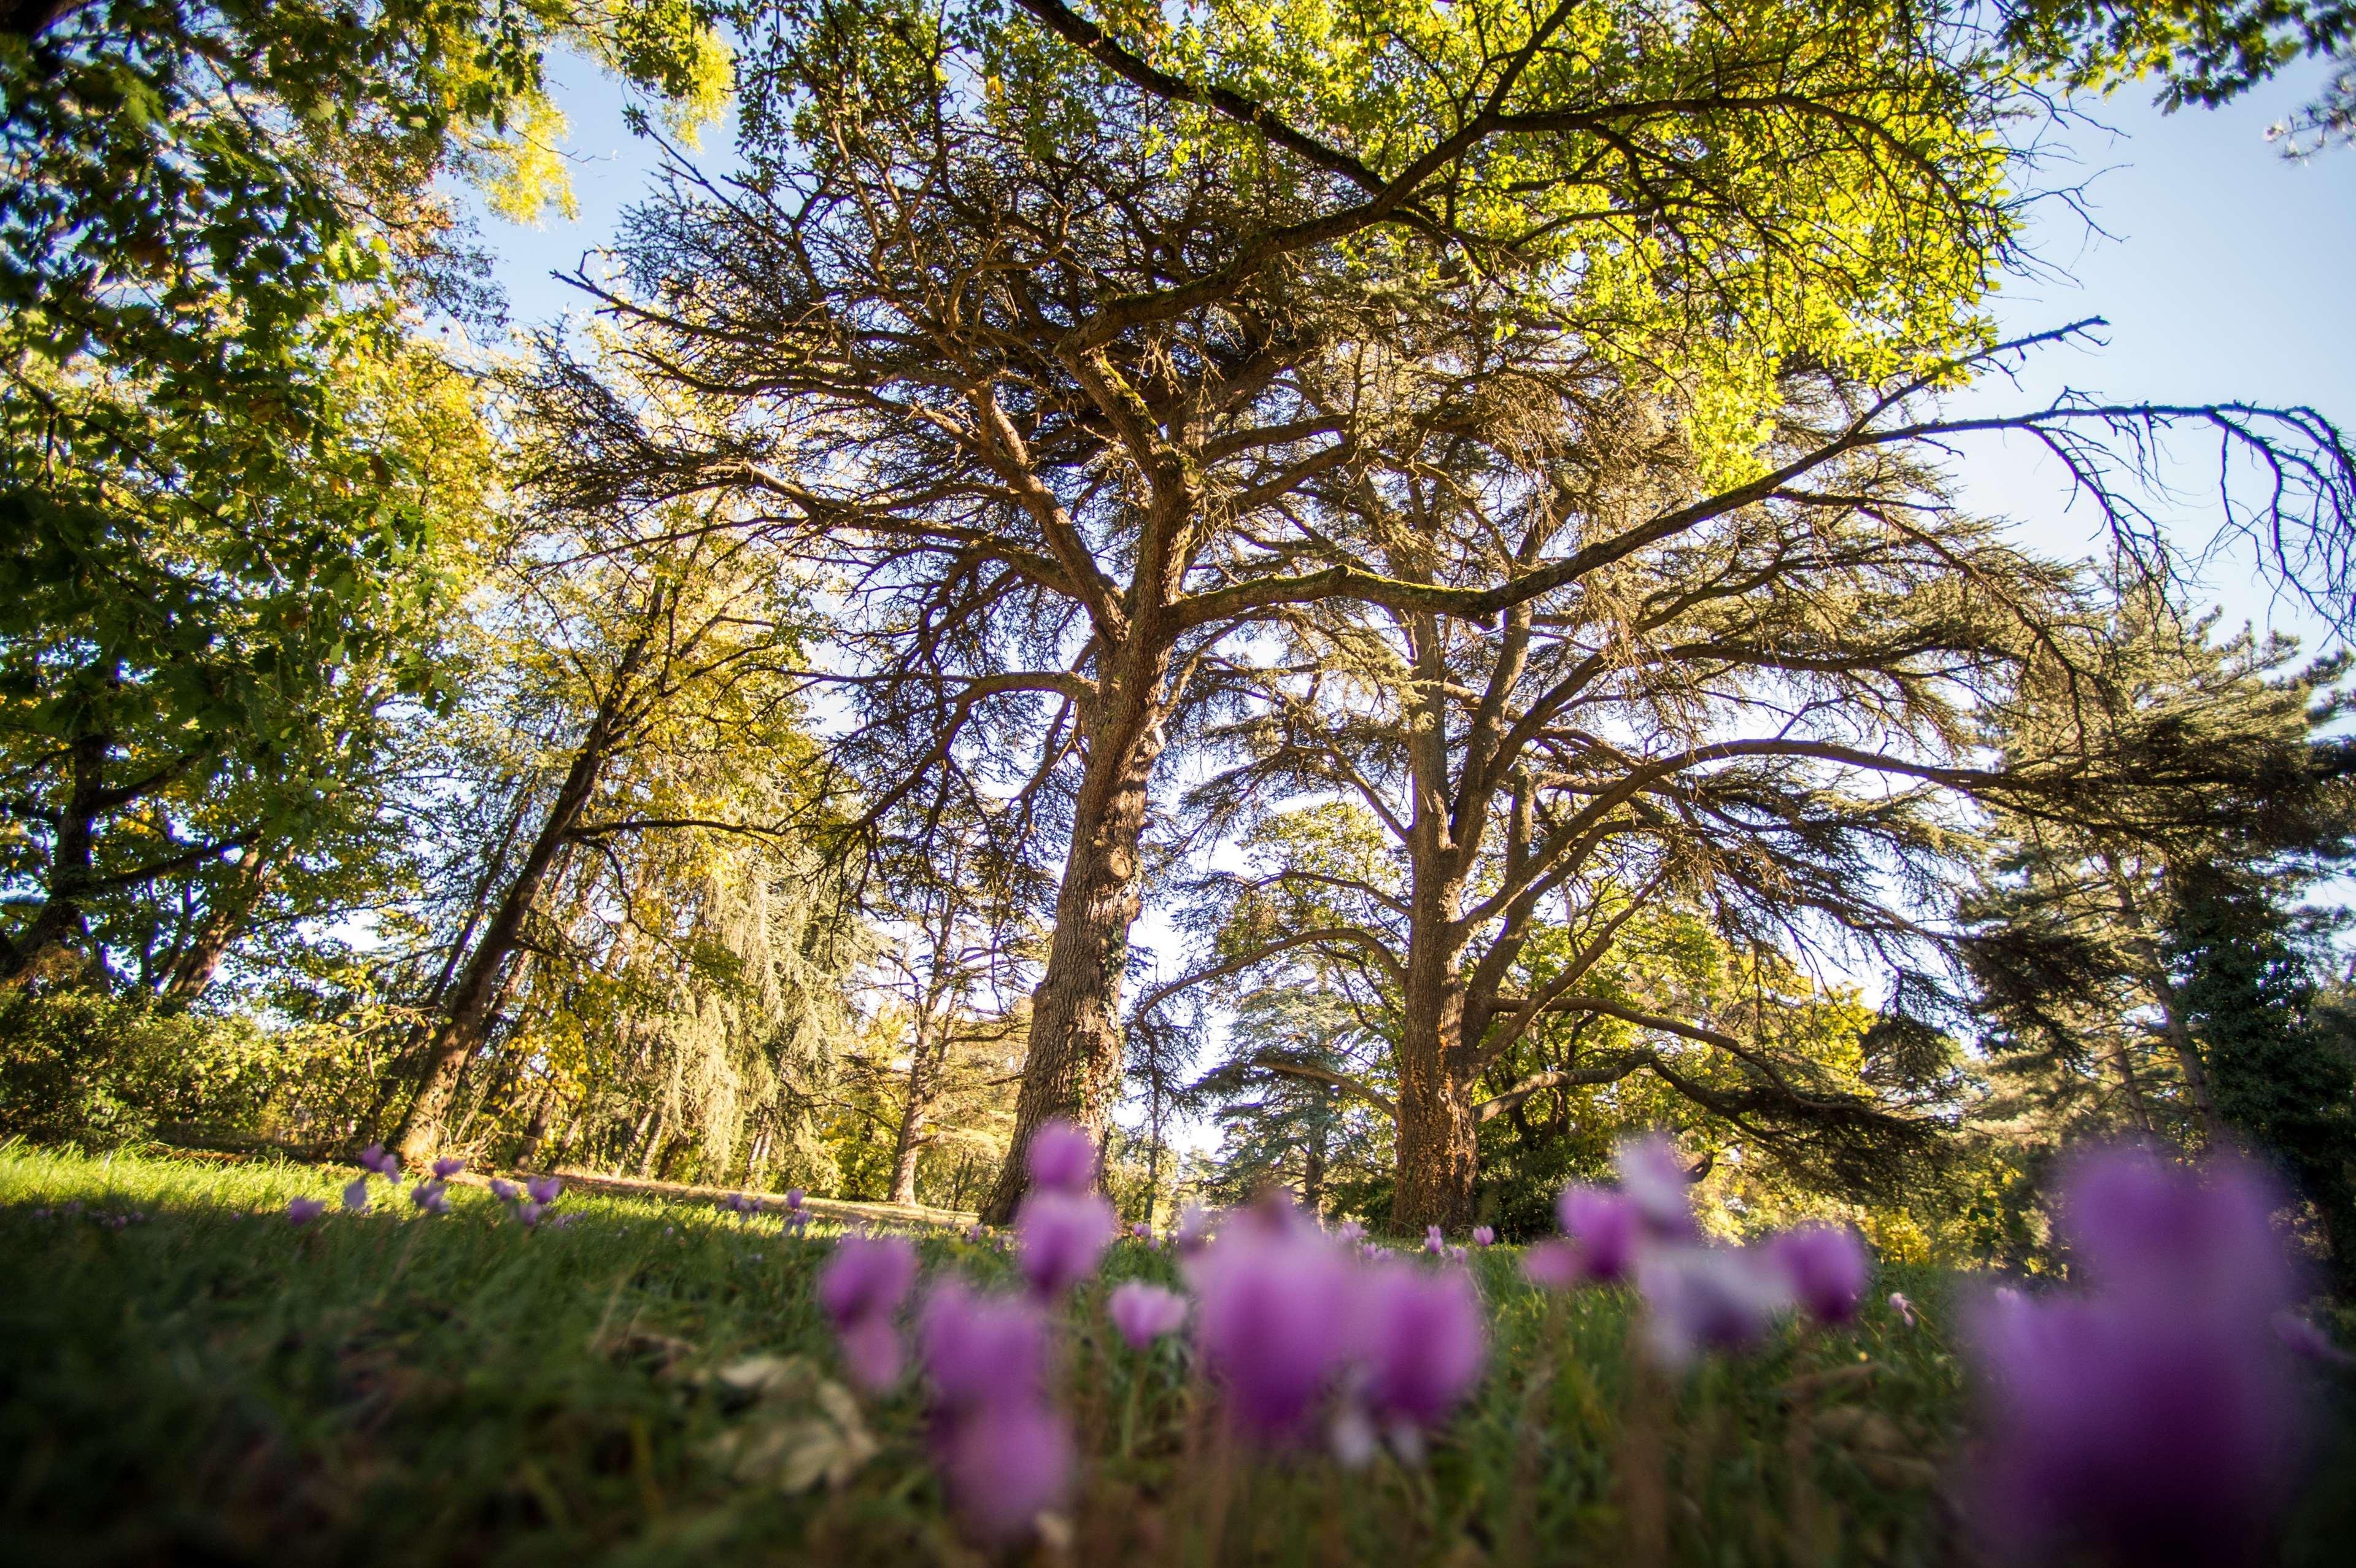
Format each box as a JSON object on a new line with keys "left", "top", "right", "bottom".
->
{"left": 2169, "top": 863, "right": 2356, "bottom": 1280}
{"left": 1998, "top": 0, "right": 2355, "bottom": 107}
{"left": 0, "top": 988, "right": 372, "bottom": 1148}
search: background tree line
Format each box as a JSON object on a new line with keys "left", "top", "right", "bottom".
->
{"left": 6, "top": 0, "right": 2356, "bottom": 1269}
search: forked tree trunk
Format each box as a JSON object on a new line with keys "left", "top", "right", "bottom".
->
{"left": 978, "top": 666, "right": 1167, "bottom": 1224}
{"left": 0, "top": 729, "right": 109, "bottom": 989}
{"left": 163, "top": 849, "right": 280, "bottom": 1003}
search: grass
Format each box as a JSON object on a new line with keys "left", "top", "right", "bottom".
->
{"left": 1, "top": 1143, "right": 2347, "bottom": 1567}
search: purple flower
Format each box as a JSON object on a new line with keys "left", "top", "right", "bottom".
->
{"left": 286, "top": 1197, "right": 326, "bottom": 1227}
{"left": 937, "top": 1392, "right": 1074, "bottom": 1542}
{"left": 1188, "top": 1210, "right": 1355, "bottom": 1439}
{"left": 1615, "top": 1135, "right": 1701, "bottom": 1241}
{"left": 1334, "top": 1221, "right": 1368, "bottom": 1244}
{"left": 1423, "top": 1226, "right": 1444, "bottom": 1255}
{"left": 783, "top": 1188, "right": 806, "bottom": 1211}
{"left": 1521, "top": 1240, "right": 1584, "bottom": 1290}
{"left": 1888, "top": 1291, "right": 1917, "bottom": 1327}
{"left": 409, "top": 1181, "right": 451, "bottom": 1215}
{"left": 2276, "top": 1312, "right": 2355, "bottom": 1369}
{"left": 962, "top": 1222, "right": 986, "bottom": 1243}
{"left": 516, "top": 1200, "right": 544, "bottom": 1227}
{"left": 1130, "top": 1221, "right": 1152, "bottom": 1242}
{"left": 1174, "top": 1201, "right": 1213, "bottom": 1256}
{"left": 1352, "top": 1264, "right": 1486, "bottom": 1428}
{"left": 1637, "top": 1246, "right": 1790, "bottom": 1365}
{"left": 431, "top": 1157, "right": 466, "bottom": 1180}
{"left": 357, "top": 1143, "right": 400, "bottom": 1181}
{"left": 1108, "top": 1282, "right": 1189, "bottom": 1350}
{"left": 919, "top": 1282, "right": 1052, "bottom": 1410}
{"left": 1965, "top": 1148, "right": 2310, "bottom": 1564}
{"left": 836, "top": 1314, "right": 904, "bottom": 1391}
{"left": 1026, "top": 1119, "right": 1098, "bottom": 1193}
{"left": 1769, "top": 1224, "right": 1871, "bottom": 1326}
{"left": 1470, "top": 1226, "right": 1496, "bottom": 1248}
{"left": 341, "top": 1178, "right": 370, "bottom": 1214}
{"left": 526, "top": 1175, "right": 563, "bottom": 1205}
{"left": 487, "top": 1178, "right": 519, "bottom": 1202}
{"left": 1014, "top": 1188, "right": 1116, "bottom": 1297}
{"left": 818, "top": 1234, "right": 919, "bottom": 1329}
{"left": 1557, "top": 1187, "right": 1640, "bottom": 1283}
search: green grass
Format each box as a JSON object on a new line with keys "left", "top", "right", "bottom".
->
{"left": 0, "top": 1143, "right": 2346, "bottom": 1567}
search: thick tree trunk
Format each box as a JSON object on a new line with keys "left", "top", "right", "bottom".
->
{"left": 1389, "top": 968, "right": 1478, "bottom": 1233}
{"left": 0, "top": 730, "right": 109, "bottom": 989}
{"left": 978, "top": 667, "right": 1167, "bottom": 1224}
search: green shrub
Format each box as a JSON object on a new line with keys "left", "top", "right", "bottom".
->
{"left": 0, "top": 989, "right": 367, "bottom": 1149}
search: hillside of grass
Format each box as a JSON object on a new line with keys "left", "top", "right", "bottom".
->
{"left": 2, "top": 1143, "right": 2350, "bottom": 1567}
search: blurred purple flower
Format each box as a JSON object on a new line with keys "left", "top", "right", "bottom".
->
{"left": 1521, "top": 1240, "right": 1584, "bottom": 1290}
{"left": 1637, "top": 1246, "right": 1790, "bottom": 1365}
{"left": 1966, "top": 1148, "right": 2310, "bottom": 1565}
{"left": 1108, "top": 1282, "right": 1188, "bottom": 1350}
{"left": 341, "top": 1178, "right": 370, "bottom": 1214}
{"left": 1174, "top": 1201, "right": 1213, "bottom": 1256}
{"left": 357, "top": 1143, "right": 400, "bottom": 1181}
{"left": 962, "top": 1222, "right": 986, "bottom": 1243}
{"left": 1557, "top": 1187, "right": 1640, "bottom": 1283}
{"left": 1615, "top": 1135, "right": 1700, "bottom": 1242}
{"left": 1888, "top": 1291, "right": 1917, "bottom": 1327}
{"left": 431, "top": 1157, "right": 465, "bottom": 1180}
{"left": 1189, "top": 1211, "right": 1355, "bottom": 1439}
{"left": 1471, "top": 1226, "right": 1495, "bottom": 1248}
{"left": 516, "top": 1200, "right": 544, "bottom": 1227}
{"left": 1027, "top": 1119, "right": 1097, "bottom": 1193}
{"left": 1424, "top": 1226, "right": 1444, "bottom": 1255}
{"left": 1353, "top": 1264, "right": 1486, "bottom": 1428}
{"left": 937, "top": 1392, "right": 1074, "bottom": 1541}
{"left": 410, "top": 1181, "right": 451, "bottom": 1215}
{"left": 819, "top": 1234, "right": 918, "bottom": 1328}
{"left": 836, "top": 1314, "right": 904, "bottom": 1391}
{"left": 1130, "top": 1221, "right": 1151, "bottom": 1242}
{"left": 918, "top": 1282, "right": 1052, "bottom": 1411}
{"left": 1334, "top": 1221, "right": 1367, "bottom": 1244}
{"left": 488, "top": 1178, "right": 519, "bottom": 1202}
{"left": 286, "top": 1197, "right": 326, "bottom": 1228}
{"left": 526, "top": 1175, "right": 563, "bottom": 1205}
{"left": 2276, "top": 1311, "right": 2355, "bottom": 1369}
{"left": 1014, "top": 1188, "right": 1116, "bottom": 1297}
{"left": 1769, "top": 1224, "right": 1870, "bottom": 1326}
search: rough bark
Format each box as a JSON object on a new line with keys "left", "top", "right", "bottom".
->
{"left": 978, "top": 665, "right": 1168, "bottom": 1223}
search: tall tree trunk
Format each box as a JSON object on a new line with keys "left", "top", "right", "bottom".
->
{"left": 0, "top": 729, "right": 110, "bottom": 988}
{"left": 886, "top": 1008, "right": 941, "bottom": 1206}
{"left": 978, "top": 664, "right": 1168, "bottom": 1223}
{"left": 1390, "top": 965, "right": 1478, "bottom": 1233}
{"left": 2104, "top": 853, "right": 2233, "bottom": 1145}
{"left": 390, "top": 611, "right": 657, "bottom": 1164}
{"left": 162, "top": 848, "right": 280, "bottom": 1002}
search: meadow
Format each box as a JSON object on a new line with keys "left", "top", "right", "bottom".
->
{"left": 2, "top": 1141, "right": 2350, "bottom": 1568}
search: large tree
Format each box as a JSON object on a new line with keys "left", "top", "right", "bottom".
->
{"left": 528, "top": 0, "right": 2052, "bottom": 1219}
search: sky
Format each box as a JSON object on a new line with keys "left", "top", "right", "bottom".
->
{"left": 472, "top": 48, "right": 2356, "bottom": 1151}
